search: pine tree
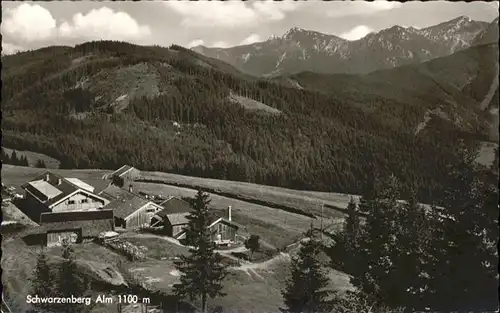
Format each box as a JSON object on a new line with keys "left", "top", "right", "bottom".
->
{"left": 57, "top": 241, "right": 89, "bottom": 313}
{"left": 429, "top": 143, "right": 498, "bottom": 311}
{"left": 351, "top": 174, "right": 404, "bottom": 307}
{"left": 391, "top": 193, "right": 435, "bottom": 310}
{"left": 1, "top": 148, "right": 11, "bottom": 163}
{"left": 21, "top": 155, "right": 29, "bottom": 166}
{"left": 335, "top": 197, "right": 362, "bottom": 274}
{"left": 173, "top": 190, "right": 229, "bottom": 313}
{"left": 281, "top": 227, "right": 332, "bottom": 313}
{"left": 11, "top": 150, "right": 19, "bottom": 165}
{"left": 35, "top": 159, "right": 47, "bottom": 168}
{"left": 29, "top": 249, "right": 57, "bottom": 313}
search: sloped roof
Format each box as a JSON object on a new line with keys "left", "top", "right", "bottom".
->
{"left": 111, "top": 165, "right": 135, "bottom": 177}
{"left": 99, "top": 184, "right": 131, "bottom": 201}
{"left": 27, "top": 181, "right": 62, "bottom": 199}
{"left": 208, "top": 217, "right": 240, "bottom": 230}
{"left": 166, "top": 212, "right": 190, "bottom": 226}
{"left": 30, "top": 209, "right": 115, "bottom": 237}
{"left": 40, "top": 210, "right": 114, "bottom": 223}
{"left": 22, "top": 172, "right": 78, "bottom": 207}
{"left": 65, "top": 178, "right": 95, "bottom": 193}
{"left": 103, "top": 191, "right": 150, "bottom": 219}
{"left": 157, "top": 197, "right": 192, "bottom": 216}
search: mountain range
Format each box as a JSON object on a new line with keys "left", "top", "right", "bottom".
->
{"left": 1, "top": 15, "right": 498, "bottom": 202}
{"left": 192, "top": 16, "right": 496, "bottom": 76}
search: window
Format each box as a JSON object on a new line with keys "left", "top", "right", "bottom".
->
{"left": 81, "top": 199, "right": 88, "bottom": 204}
{"left": 146, "top": 209, "right": 155, "bottom": 213}
{"left": 68, "top": 200, "right": 75, "bottom": 205}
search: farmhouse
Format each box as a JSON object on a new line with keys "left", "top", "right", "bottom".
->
{"left": 21, "top": 171, "right": 110, "bottom": 222}
{"left": 101, "top": 185, "right": 163, "bottom": 229}
{"left": 22, "top": 209, "right": 114, "bottom": 247}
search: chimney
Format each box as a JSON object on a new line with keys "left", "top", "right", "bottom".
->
{"left": 45, "top": 174, "right": 50, "bottom": 182}
{"left": 228, "top": 206, "right": 232, "bottom": 222}
{"left": 58, "top": 178, "right": 62, "bottom": 185}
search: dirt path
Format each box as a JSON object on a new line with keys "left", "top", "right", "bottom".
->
{"left": 123, "top": 232, "right": 289, "bottom": 273}
{"left": 124, "top": 232, "right": 249, "bottom": 254}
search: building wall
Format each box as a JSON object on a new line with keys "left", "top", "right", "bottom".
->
{"left": 210, "top": 222, "right": 237, "bottom": 242}
{"left": 125, "top": 203, "right": 162, "bottom": 229}
{"left": 47, "top": 230, "right": 80, "bottom": 247}
{"left": 52, "top": 192, "right": 108, "bottom": 213}
{"left": 172, "top": 224, "right": 186, "bottom": 237}
{"left": 24, "top": 192, "right": 50, "bottom": 222}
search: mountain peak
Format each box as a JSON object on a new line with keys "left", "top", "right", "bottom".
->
{"left": 283, "top": 27, "right": 307, "bottom": 38}
{"left": 453, "top": 15, "right": 472, "bottom": 22}
{"left": 382, "top": 25, "right": 406, "bottom": 32}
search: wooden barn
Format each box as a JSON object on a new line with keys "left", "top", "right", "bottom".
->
{"left": 150, "top": 197, "right": 192, "bottom": 233}
{"left": 101, "top": 186, "right": 163, "bottom": 229}
{"left": 22, "top": 209, "right": 115, "bottom": 247}
{"left": 108, "top": 165, "right": 140, "bottom": 187}
{"left": 161, "top": 213, "right": 191, "bottom": 238}
{"left": 207, "top": 215, "right": 240, "bottom": 246}
{"left": 177, "top": 206, "right": 240, "bottom": 247}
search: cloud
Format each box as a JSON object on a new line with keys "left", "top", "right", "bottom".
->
{"left": 326, "top": 1, "right": 403, "bottom": 18}
{"left": 2, "top": 42, "right": 25, "bottom": 55}
{"left": 164, "top": 0, "right": 303, "bottom": 28}
{"left": 1, "top": 4, "right": 151, "bottom": 48}
{"left": 59, "top": 7, "right": 151, "bottom": 41}
{"left": 165, "top": 1, "right": 257, "bottom": 28}
{"left": 240, "top": 34, "right": 262, "bottom": 45}
{"left": 252, "top": 0, "right": 303, "bottom": 21}
{"left": 211, "top": 41, "right": 230, "bottom": 48}
{"left": 187, "top": 39, "right": 204, "bottom": 48}
{"left": 1, "top": 3, "right": 57, "bottom": 42}
{"left": 339, "top": 25, "right": 374, "bottom": 41}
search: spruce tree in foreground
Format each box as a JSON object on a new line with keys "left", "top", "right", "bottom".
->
{"left": 173, "top": 190, "right": 228, "bottom": 313}
{"left": 282, "top": 227, "right": 332, "bottom": 313}
{"left": 30, "top": 249, "right": 57, "bottom": 313}
{"left": 429, "top": 143, "right": 498, "bottom": 311}
{"left": 58, "top": 241, "right": 89, "bottom": 313}
{"left": 334, "top": 197, "right": 362, "bottom": 274}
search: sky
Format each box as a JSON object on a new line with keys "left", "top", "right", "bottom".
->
{"left": 2, "top": 1, "right": 499, "bottom": 55}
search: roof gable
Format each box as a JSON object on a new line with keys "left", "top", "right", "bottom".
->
{"left": 22, "top": 172, "right": 79, "bottom": 206}
{"left": 111, "top": 165, "right": 135, "bottom": 177}
{"left": 103, "top": 191, "right": 151, "bottom": 219}
{"left": 208, "top": 217, "right": 239, "bottom": 229}
{"left": 65, "top": 178, "right": 95, "bottom": 193}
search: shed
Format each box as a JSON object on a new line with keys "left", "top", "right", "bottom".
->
{"left": 103, "top": 190, "right": 163, "bottom": 229}
{"left": 23, "top": 209, "right": 115, "bottom": 247}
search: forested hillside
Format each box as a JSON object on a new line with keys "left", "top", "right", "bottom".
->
{"left": 1, "top": 41, "right": 494, "bottom": 202}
